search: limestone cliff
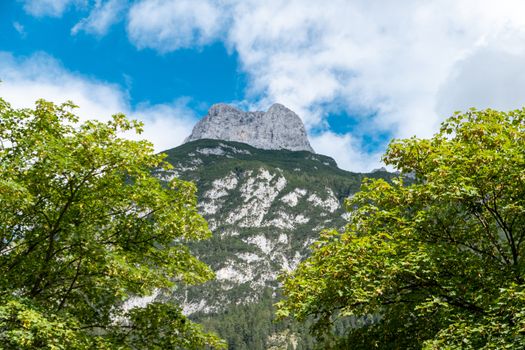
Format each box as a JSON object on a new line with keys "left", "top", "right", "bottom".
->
{"left": 185, "top": 103, "right": 315, "bottom": 153}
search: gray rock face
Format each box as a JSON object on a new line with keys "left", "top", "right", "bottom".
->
{"left": 185, "top": 103, "right": 315, "bottom": 152}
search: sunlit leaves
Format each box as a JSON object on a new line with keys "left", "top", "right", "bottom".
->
{"left": 278, "top": 108, "right": 525, "bottom": 348}
{"left": 0, "top": 98, "right": 224, "bottom": 349}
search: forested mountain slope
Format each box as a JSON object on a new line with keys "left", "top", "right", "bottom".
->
{"left": 153, "top": 139, "right": 394, "bottom": 349}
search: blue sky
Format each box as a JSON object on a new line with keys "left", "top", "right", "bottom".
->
{"left": 1, "top": 2, "right": 246, "bottom": 112}
{"left": 2, "top": 0, "right": 525, "bottom": 171}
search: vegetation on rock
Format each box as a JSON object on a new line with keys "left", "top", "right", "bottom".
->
{"left": 157, "top": 139, "right": 395, "bottom": 349}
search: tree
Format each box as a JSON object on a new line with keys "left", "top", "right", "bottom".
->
{"left": 277, "top": 108, "right": 525, "bottom": 349}
{"left": 0, "top": 98, "right": 226, "bottom": 349}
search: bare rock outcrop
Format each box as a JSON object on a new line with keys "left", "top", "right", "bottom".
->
{"left": 185, "top": 103, "right": 314, "bottom": 152}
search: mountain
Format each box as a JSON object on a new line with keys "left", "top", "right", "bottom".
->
{"left": 152, "top": 139, "right": 394, "bottom": 349}
{"left": 185, "top": 103, "right": 315, "bottom": 152}
{"left": 145, "top": 103, "right": 393, "bottom": 348}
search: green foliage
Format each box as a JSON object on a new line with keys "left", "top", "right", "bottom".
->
{"left": 192, "top": 289, "right": 370, "bottom": 350}
{"left": 191, "top": 289, "right": 302, "bottom": 350}
{"left": 0, "top": 98, "right": 225, "bottom": 349}
{"left": 277, "top": 108, "right": 525, "bottom": 348}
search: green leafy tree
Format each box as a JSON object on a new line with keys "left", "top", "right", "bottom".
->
{"left": 277, "top": 108, "right": 525, "bottom": 349}
{"left": 0, "top": 98, "right": 226, "bottom": 349}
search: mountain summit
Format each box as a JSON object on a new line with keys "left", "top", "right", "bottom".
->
{"left": 185, "top": 103, "right": 315, "bottom": 152}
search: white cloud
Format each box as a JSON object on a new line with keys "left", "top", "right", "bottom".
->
{"left": 16, "top": 0, "right": 525, "bottom": 171}
{"left": 13, "top": 22, "right": 26, "bottom": 38}
{"left": 310, "top": 131, "right": 384, "bottom": 173}
{"left": 21, "top": 0, "right": 81, "bottom": 17}
{"left": 0, "top": 52, "right": 195, "bottom": 152}
{"left": 132, "top": 101, "right": 197, "bottom": 152}
{"left": 0, "top": 52, "right": 126, "bottom": 121}
{"left": 122, "top": 0, "right": 525, "bottom": 171}
{"left": 436, "top": 45, "right": 525, "bottom": 118}
{"left": 72, "top": 0, "right": 128, "bottom": 36}
{"left": 127, "top": 0, "right": 226, "bottom": 52}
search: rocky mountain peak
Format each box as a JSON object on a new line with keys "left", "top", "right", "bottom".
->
{"left": 185, "top": 103, "right": 315, "bottom": 152}
{"left": 207, "top": 103, "right": 240, "bottom": 116}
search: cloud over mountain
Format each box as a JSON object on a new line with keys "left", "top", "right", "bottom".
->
{"left": 17, "top": 0, "right": 525, "bottom": 171}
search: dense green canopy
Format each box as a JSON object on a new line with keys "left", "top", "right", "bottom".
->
{"left": 0, "top": 98, "right": 225, "bottom": 349}
{"left": 278, "top": 108, "right": 525, "bottom": 349}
